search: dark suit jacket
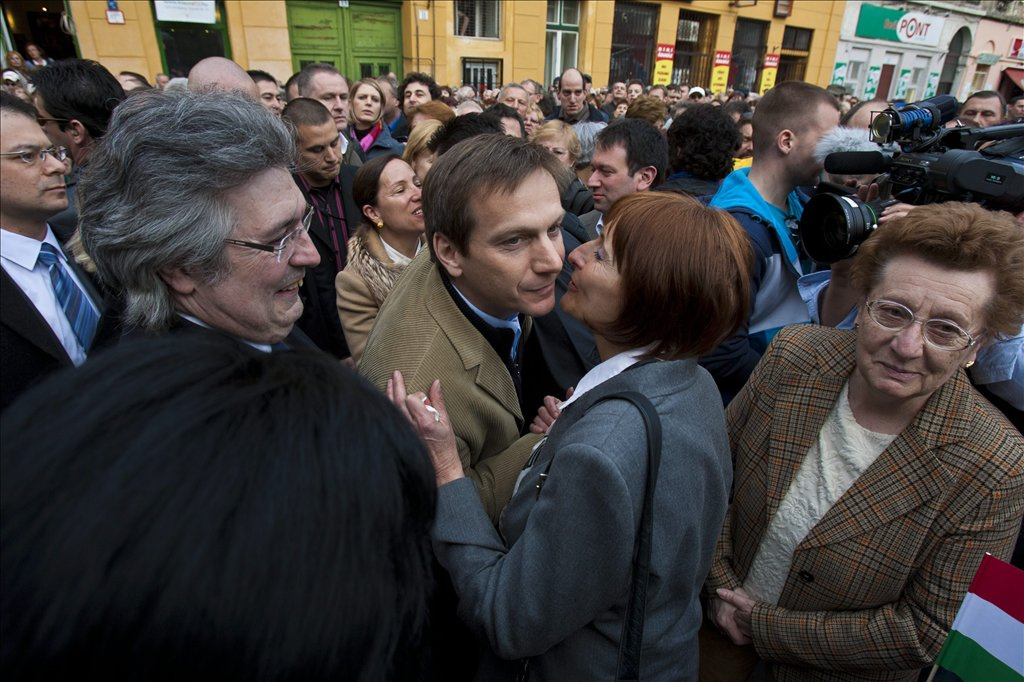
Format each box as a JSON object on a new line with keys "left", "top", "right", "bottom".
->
{"left": 1, "top": 257, "right": 120, "bottom": 411}
{"left": 294, "top": 165, "right": 361, "bottom": 359}
{"left": 705, "top": 325, "right": 1024, "bottom": 682}
{"left": 577, "top": 209, "right": 601, "bottom": 241}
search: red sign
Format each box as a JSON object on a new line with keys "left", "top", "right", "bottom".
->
{"left": 656, "top": 44, "right": 675, "bottom": 60}
{"left": 763, "top": 54, "right": 780, "bottom": 68}
{"left": 714, "top": 51, "right": 731, "bottom": 66}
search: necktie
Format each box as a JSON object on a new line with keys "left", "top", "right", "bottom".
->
{"left": 37, "top": 243, "right": 99, "bottom": 350}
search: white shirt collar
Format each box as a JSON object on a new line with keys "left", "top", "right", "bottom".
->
{"left": 379, "top": 236, "right": 422, "bottom": 266}
{"left": 1, "top": 225, "right": 63, "bottom": 271}
{"left": 559, "top": 346, "right": 650, "bottom": 410}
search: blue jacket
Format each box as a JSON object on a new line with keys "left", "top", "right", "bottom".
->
{"left": 703, "top": 168, "right": 810, "bottom": 401}
{"left": 353, "top": 123, "right": 405, "bottom": 160}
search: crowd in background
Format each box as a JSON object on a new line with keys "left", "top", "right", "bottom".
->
{"left": 1, "top": 51, "right": 1023, "bottom": 681}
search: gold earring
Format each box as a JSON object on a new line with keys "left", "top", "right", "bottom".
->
{"left": 375, "top": 220, "right": 384, "bottom": 230}
{"left": 964, "top": 360, "right": 975, "bottom": 369}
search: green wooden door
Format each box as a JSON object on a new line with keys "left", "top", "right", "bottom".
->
{"left": 287, "top": 0, "right": 402, "bottom": 80}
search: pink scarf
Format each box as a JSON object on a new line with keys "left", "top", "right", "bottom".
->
{"left": 353, "top": 121, "right": 383, "bottom": 154}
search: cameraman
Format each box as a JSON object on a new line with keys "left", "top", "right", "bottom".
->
{"left": 702, "top": 81, "right": 841, "bottom": 402}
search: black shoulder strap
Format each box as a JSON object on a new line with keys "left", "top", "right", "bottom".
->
{"left": 591, "top": 390, "right": 662, "bottom": 681}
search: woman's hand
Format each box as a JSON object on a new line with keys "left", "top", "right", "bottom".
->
{"left": 387, "top": 370, "right": 464, "bottom": 486}
{"left": 710, "top": 587, "right": 756, "bottom": 646}
{"left": 529, "top": 388, "right": 573, "bottom": 434}
{"left": 879, "top": 202, "right": 916, "bottom": 223}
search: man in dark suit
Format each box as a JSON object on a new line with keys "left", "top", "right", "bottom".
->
{"left": 76, "top": 89, "right": 320, "bottom": 353}
{"left": 282, "top": 98, "right": 361, "bottom": 360}
{"left": 0, "top": 92, "right": 118, "bottom": 409}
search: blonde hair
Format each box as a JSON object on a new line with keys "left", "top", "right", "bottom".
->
{"left": 403, "top": 118, "right": 443, "bottom": 165}
{"left": 530, "top": 120, "right": 581, "bottom": 165}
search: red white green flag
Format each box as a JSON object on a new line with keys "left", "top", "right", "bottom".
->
{"left": 930, "top": 553, "right": 1024, "bottom": 682}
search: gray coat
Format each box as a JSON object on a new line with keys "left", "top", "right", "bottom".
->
{"left": 433, "top": 358, "right": 732, "bottom": 681}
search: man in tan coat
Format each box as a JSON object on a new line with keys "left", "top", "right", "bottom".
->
{"left": 359, "top": 134, "right": 566, "bottom": 521}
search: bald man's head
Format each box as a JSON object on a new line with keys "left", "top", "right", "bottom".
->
{"left": 188, "top": 57, "right": 259, "bottom": 99}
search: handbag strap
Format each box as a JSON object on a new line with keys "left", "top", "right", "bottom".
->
{"left": 592, "top": 390, "right": 662, "bottom": 681}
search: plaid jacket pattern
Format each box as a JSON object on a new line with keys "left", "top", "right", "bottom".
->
{"left": 706, "top": 325, "right": 1024, "bottom": 682}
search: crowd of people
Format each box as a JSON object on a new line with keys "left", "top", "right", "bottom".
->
{"left": 1, "top": 53, "right": 1023, "bottom": 681}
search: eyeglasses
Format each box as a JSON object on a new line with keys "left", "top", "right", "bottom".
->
{"left": 865, "top": 299, "right": 977, "bottom": 351}
{"left": 223, "top": 205, "right": 314, "bottom": 263}
{"left": 37, "top": 116, "right": 69, "bottom": 126}
{"left": 0, "top": 146, "right": 68, "bottom": 165}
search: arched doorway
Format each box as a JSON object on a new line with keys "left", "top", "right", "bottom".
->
{"left": 938, "top": 26, "right": 971, "bottom": 96}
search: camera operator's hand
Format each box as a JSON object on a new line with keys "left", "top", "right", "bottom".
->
{"left": 855, "top": 182, "right": 881, "bottom": 203}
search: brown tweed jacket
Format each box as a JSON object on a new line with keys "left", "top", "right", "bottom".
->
{"left": 358, "top": 250, "right": 541, "bottom": 522}
{"left": 705, "top": 324, "right": 1024, "bottom": 682}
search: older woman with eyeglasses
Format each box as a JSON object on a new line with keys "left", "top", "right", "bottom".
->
{"left": 701, "top": 202, "right": 1024, "bottom": 682}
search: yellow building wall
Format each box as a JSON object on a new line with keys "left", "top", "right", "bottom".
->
{"left": 224, "top": 1, "right": 292, "bottom": 82}
{"left": 67, "top": 0, "right": 163, "bottom": 81}
{"left": 67, "top": 0, "right": 842, "bottom": 91}
{"left": 647, "top": 0, "right": 843, "bottom": 89}
{"left": 68, "top": 0, "right": 292, "bottom": 83}
{"left": 401, "top": 1, "right": 547, "bottom": 87}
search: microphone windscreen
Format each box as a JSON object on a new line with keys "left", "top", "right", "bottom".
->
{"left": 823, "top": 151, "right": 890, "bottom": 175}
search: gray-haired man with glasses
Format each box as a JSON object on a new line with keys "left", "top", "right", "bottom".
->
{"left": 1, "top": 92, "right": 117, "bottom": 409}
{"left": 78, "top": 89, "right": 321, "bottom": 352}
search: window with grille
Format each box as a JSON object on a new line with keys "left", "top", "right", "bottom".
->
{"left": 455, "top": 0, "right": 500, "bottom": 39}
{"left": 545, "top": 0, "right": 580, "bottom": 85}
{"left": 463, "top": 58, "right": 502, "bottom": 90}
{"left": 781, "top": 27, "right": 812, "bottom": 51}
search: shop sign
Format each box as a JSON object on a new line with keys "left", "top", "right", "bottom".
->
{"left": 864, "top": 65, "right": 881, "bottom": 98}
{"left": 710, "top": 51, "right": 731, "bottom": 94}
{"left": 154, "top": 1, "right": 217, "bottom": 24}
{"left": 832, "top": 62, "right": 847, "bottom": 85}
{"left": 759, "top": 54, "right": 779, "bottom": 94}
{"left": 855, "top": 5, "right": 945, "bottom": 47}
{"left": 924, "top": 71, "right": 940, "bottom": 98}
{"left": 653, "top": 44, "right": 674, "bottom": 86}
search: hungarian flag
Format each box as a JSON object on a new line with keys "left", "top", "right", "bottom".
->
{"left": 929, "top": 553, "right": 1024, "bottom": 682}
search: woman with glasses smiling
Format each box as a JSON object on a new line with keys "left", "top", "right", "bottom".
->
{"left": 702, "top": 202, "right": 1024, "bottom": 682}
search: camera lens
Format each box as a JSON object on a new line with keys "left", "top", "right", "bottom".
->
{"left": 799, "top": 194, "right": 894, "bottom": 264}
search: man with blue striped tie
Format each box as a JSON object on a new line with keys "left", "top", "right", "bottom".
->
{"left": 1, "top": 91, "right": 113, "bottom": 409}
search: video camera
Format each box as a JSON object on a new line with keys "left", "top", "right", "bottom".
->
{"left": 798, "top": 95, "right": 1024, "bottom": 264}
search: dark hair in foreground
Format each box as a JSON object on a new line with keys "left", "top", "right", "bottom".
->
{"left": 604, "top": 192, "right": 752, "bottom": 360}
{"left": 666, "top": 104, "right": 741, "bottom": 181}
{"left": 1, "top": 336, "right": 436, "bottom": 681}
{"left": 423, "top": 133, "right": 566, "bottom": 258}
{"left": 850, "top": 202, "right": 1024, "bottom": 340}
{"left": 29, "top": 59, "right": 126, "bottom": 139}
{"left": 426, "top": 111, "right": 502, "bottom": 156}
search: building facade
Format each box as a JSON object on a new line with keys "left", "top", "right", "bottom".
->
{"left": 4, "top": 1, "right": 843, "bottom": 93}
{"left": 831, "top": 0, "right": 1024, "bottom": 103}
